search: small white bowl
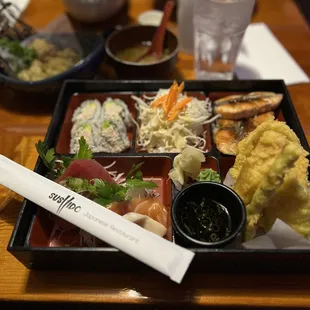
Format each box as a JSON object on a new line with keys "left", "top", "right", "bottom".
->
{"left": 62, "top": 0, "right": 125, "bottom": 23}
{"left": 137, "top": 10, "right": 163, "bottom": 27}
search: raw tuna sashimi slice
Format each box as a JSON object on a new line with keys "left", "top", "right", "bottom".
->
{"left": 56, "top": 159, "right": 115, "bottom": 183}
{"left": 54, "top": 159, "right": 115, "bottom": 230}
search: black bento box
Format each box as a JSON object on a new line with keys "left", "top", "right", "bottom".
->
{"left": 7, "top": 80, "right": 310, "bottom": 274}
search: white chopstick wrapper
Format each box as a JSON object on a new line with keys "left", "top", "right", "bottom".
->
{"left": 0, "top": 155, "right": 194, "bottom": 283}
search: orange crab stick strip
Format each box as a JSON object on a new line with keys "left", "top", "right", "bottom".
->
{"left": 163, "top": 83, "right": 178, "bottom": 116}
{"left": 167, "top": 110, "right": 179, "bottom": 122}
{"left": 177, "top": 81, "right": 184, "bottom": 94}
{"left": 151, "top": 81, "right": 177, "bottom": 108}
{"left": 151, "top": 81, "right": 183, "bottom": 109}
{"left": 173, "top": 97, "right": 192, "bottom": 111}
{"left": 167, "top": 97, "right": 192, "bottom": 122}
{"left": 151, "top": 94, "right": 168, "bottom": 108}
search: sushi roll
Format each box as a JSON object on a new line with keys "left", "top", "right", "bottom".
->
{"left": 97, "top": 119, "right": 130, "bottom": 153}
{"left": 70, "top": 121, "right": 99, "bottom": 153}
{"left": 102, "top": 98, "right": 131, "bottom": 128}
{"left": 102, "top": 108, "right": 127, "bottom": 135}
{"left": 72, "top": 99, "right": 102, "bottom": 123}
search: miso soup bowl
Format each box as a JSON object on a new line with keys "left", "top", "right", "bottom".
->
{"left": 172, "top": 182, "right": 246, "bottom": 248}
{"left": 105, "top": 25, "right": 179, "bottom": 79}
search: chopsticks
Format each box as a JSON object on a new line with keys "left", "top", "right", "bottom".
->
{"left": 0, "top": 0, "right": 35, "bottom": 40}
{"left": 0, "top": 154, "right": 194, "bottom": 283}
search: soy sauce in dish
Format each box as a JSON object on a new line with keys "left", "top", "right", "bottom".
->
{"left": 180, "top": 198, "right": 232, "bottom": 243}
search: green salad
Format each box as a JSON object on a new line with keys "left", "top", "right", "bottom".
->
{"left": 0, "top": 38, "right": 37, "bottom": 72}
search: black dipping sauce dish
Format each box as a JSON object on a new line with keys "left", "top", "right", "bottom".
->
{"left": 172, "top": 182, "right": 246, "bottom": 248}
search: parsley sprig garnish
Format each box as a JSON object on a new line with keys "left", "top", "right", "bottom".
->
{"left": 35, "top": 136, "right": 92, "bottom": 179}
{"left": 35, "top": 137, "right": 157, "bottom": 207}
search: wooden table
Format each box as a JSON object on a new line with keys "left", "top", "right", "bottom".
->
{"left": 1, "top": 0, "right": 310, "bottom": 308}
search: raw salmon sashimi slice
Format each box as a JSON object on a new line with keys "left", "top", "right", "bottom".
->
{"left": 106, "top": 201, "right": 129, "bottom": 216}
{"left": 127, "top": 197, "right": 145, "bottom": 212}
{"left": 128, "top": 198, "right": 168, "bottom": 227}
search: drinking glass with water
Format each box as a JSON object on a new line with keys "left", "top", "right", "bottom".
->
{"left": 194, "top": 0, "right": 255, "bottom": 80}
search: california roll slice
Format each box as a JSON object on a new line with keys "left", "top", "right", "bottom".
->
{"left": 102, "top": 98, "right": 131, "bottom": 128}
{"left": 97, "top": 119, "right": 130, "bottom": 153}
{"left": 70, "top": 121, "right": 98, "bottom": 153}
{"left": 72, "top": 99, "right": 102, "bottom": 123}
{"left": 102, "top": 108, "right": 127, "bottom": 135}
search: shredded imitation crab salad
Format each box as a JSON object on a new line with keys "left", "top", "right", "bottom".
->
{"left": 132, "top": 81, "right": 220, "bottom": 153}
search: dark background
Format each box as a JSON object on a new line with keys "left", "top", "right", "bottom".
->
{"left": 1, "top": 302, "right": 310, "bottom": 310}
{"left": 295, "top": 0, "right": 310, "bottom": 25}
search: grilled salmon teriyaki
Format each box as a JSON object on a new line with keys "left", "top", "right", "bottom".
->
{"left": 213, "top": 112, "right": 275, "bottom": 155}
{"left": 214, "top": 92, "right": 283, "bottom": 120}
{"left": 213, "top": 92, "right": 283, "bottom": 155}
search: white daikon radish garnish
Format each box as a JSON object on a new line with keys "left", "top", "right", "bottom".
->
{"left": 123, "top": 212, "right": 167, "bottom": 237}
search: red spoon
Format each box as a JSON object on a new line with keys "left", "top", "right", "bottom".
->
{"left": 136, "top": 0, "right": 176, "bottom": 63}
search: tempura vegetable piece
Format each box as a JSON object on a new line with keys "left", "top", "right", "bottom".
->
{"left": 230, "top": 120, "right": 301, "bottom": 180}
{"left": 245, "top": 143, "right": 303, "bottom": 240}
{"left": 169, "top": 147, "right": 205, "bottom": 190}
{"left": 123, "top": 213, "right": 167, "bottom": 237}
{"left": 233, "top": 130, "right": 288, "bottom": 205}
{"left": 228, "top": 120, "right": 310, "bottom": 240}
{"left": 260, "top": 154, "right": 310, "bottom": 237}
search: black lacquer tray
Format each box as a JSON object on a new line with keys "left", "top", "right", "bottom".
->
{"left": 8, "top": 80, "right": 310, "bottom": 274}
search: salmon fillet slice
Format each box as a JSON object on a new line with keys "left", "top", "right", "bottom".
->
{"left": 214, "top": 112, "right": 275, "bottom": 155}
{"left": 214, "top": 92, "right": 283, "bottom": 120}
